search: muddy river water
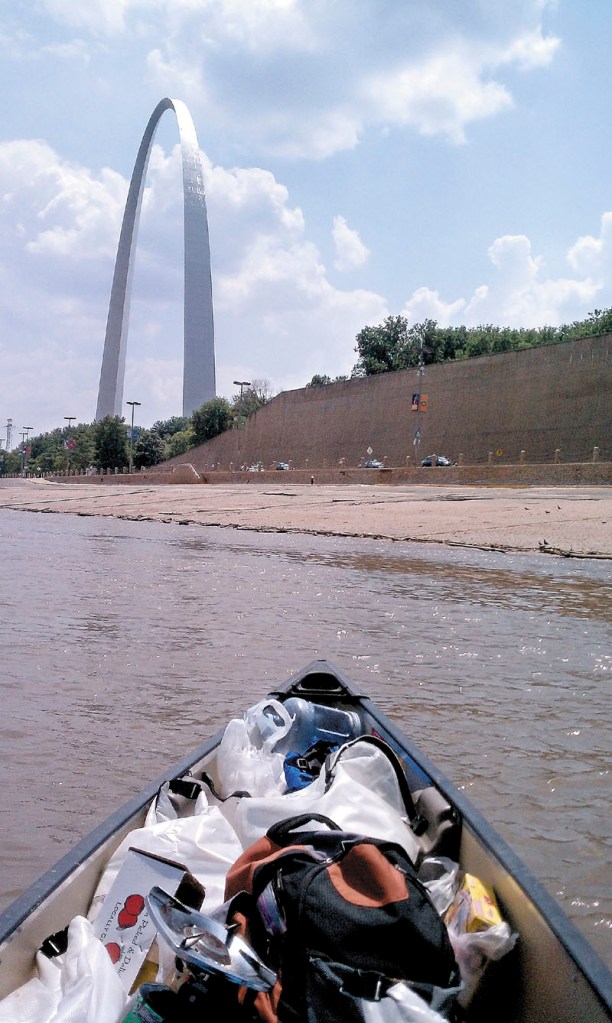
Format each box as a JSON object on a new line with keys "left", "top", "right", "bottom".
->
{"left": 0, "top": 508, "right": 610, "bottom": 967}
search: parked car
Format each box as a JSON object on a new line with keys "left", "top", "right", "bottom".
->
{"left": 421, "top": 455, "right": 455, "bottom": 467}
{"left": 275, "top": 461, "right": 290, "bottom": 470}
{"left": 363, "top": 459, "right": 383, "bottom": 468}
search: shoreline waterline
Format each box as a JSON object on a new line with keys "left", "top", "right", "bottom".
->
{"left": 0, "top": 478, "right": 610, "bottom": 558}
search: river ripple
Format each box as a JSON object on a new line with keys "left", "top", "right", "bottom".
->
{"left": 0, "top": 509, "right": 610, "bottom": 967}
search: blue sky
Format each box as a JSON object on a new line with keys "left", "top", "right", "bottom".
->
{"left": 1, "top": 0, "right": 611, "bottom": 437}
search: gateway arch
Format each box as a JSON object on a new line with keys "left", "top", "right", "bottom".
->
{"left": 95, "top": 98, "right": 215, "bottom": 421}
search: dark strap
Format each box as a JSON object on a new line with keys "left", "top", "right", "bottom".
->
{"left": 291, "top": 739, "right": 339, "bottom": 774}
{"left": 168, "top": 776, "right": 204, "bottom": 800}
{"left": 181, "top": 771, "right": 252, "bottom": 802}
{"left": 323, "top": 735, "right": 426, "bottom": 831}
{"left": 267, "top": 813, "right": 340, "bottom": 846}
{"left": 309, "top": 956, "right": 460, "bottom": 1014}
{"left": 40, "top": 926, "right": 69, "bottom": 958}
{"left": 331, "top": 962, "right": 393, "bottom": 1001}
{"left": 262, "top": 818, "right": 417, "bottom": 886}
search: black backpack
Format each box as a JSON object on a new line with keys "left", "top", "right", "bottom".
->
{"left": 224, "top": 813, "right": 460, "bottom": 1023}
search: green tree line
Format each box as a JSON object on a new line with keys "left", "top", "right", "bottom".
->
{"left": 0, "top": 379, "right": 273, "bottom": 476}
{"left": 349, "top": 307, "right": 612, "bottom": 378}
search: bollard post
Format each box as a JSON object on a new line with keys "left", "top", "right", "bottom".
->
{"left": 554, "top": 449, "right": 561, "bottom": 464}
{"left": 458, "top": 453, "right": 464, "bottom": 466}
{"left": 593, "top": 446, "right": 600, "bottom": 462}
{"left": 519, "top": 450, "right": 526, "bottom": 465}
{"left": 310, "top": 476, "right": 314, "bottom": 485}
{"left": 488, "top": 451, "right": 493, "bottom": 465}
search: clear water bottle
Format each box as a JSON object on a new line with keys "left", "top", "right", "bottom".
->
{"left": 275, "top": 698, "right": 362, "bottom": 754}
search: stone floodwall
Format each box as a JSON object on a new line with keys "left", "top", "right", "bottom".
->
{"left": 161, "top": 334, "right": 611, "bottom": 473}
{"left": 53, "top": 461, "right": 611, "bottom": 487}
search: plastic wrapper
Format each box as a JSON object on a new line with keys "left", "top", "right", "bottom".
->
{"left": 448, "top": 922, "right": 517, "bottom": 1008}
{"left": 419, "top": 857, "right": 460, "bottom": 916}
{"left": 445, "top": 873, "right": 518, "bottom": 1008}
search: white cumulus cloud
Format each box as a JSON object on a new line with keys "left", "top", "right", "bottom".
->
{"left": 566, "top": 211, "right": 612, "bottom": 281}
{"left": 401, "top": 287, "right": 465, "bottom": 325}
{"left": 398, "top": 230, "right": 605, "bottom": 332}
{"left": 463, "top": 235, "right": 599, "bottom": 326}
{"left": 139, "top": 0, "right": 561, "bottom": 157}
{"left": 363, "top": 47, "right": 513, "bottom": 145}
{"left": 500, "top": 27, "right": 560, "bottom": 70}
{"left": 332, "top": 216, "right": 369, "bottom": 272}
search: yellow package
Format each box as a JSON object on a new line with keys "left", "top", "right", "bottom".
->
{"left": 445, "top": 873, "right": 503, "bottom": 933}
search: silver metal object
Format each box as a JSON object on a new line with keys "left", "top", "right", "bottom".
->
{"left": 146, "top": 886, "right": 277, "bottom": 991}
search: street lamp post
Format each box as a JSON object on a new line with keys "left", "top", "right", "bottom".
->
{"left": 413, "top": 338, "right": 425, "bottom": 456}
{"left": 22, "top": 426, "right": 33, "bottom": 475}
{"left": 233, "top": 380, "right": 251, "bottom": 428}
{"left": 126, "top": 401, "right": 141, "bottom": 473}
{"left": 64, "top": 417, "right": 75, "bottom": 475}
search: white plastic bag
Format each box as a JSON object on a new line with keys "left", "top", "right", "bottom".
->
{"left": 88, "top": 805, "right": 243, "bottom": 921}
{"left": 419, "top": 857, "right": 460, "bottom": 916}
{"left": 448, "top": 922, "right": 518, "bottom": 1008}
{"left": 361, "top": 981, "right": 451, "bottom": 1023}
{"left": 144, "top": 780, "right": 210, "bottom": 825}
{"left": 226, "top": 739, "right": 422, "bottom": 862}
{"left": 0, "top": 951, "right": 61, "bottom": 1023}
{"left": 244, "top": 698, "right": 294, "bottom": 750}
{"left": 214, "top": 699, "right": 295, "bottom": 798}
{"left": 0, "top": 916, "right": 127, "bottom": 1023}
{"left": 146, "top": 781, "right": 180, "bottom": 824}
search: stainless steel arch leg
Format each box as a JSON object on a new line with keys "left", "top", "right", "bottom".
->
{"left": 95, "top": 98, "right": 215, "bottom": 420}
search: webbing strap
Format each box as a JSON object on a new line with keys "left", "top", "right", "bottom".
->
{"left": 323, "top": 735, "right": 426, "bottom": 831}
